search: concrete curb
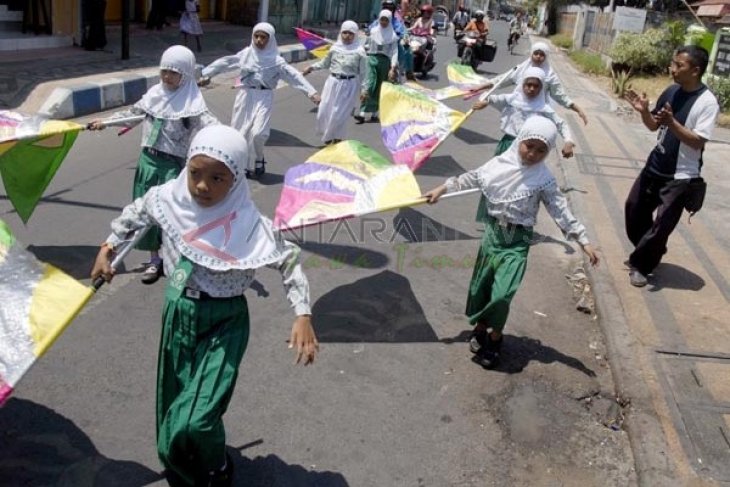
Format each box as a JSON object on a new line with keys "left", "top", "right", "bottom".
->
{"left": 39, "top": 44, "right": 311, "bottom": 120}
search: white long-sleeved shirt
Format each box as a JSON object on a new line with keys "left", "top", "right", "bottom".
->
{"left": 309, "top": 48, "right": 369, "bottom": 92}
{"left": 105, "top": 192, "right": 311, "bottom": 315}
{"left": 363, "top": 37, "right": 399, "bottom": 68}
{"left": 487, "top": 94, "right": 573, "bottom": 143}
{"left": 489, "top": 60, "right": 575, "bottom": 109}
{"left": 202, "top": 49, "right": 317, "bottom": 96}
{"left": 445, "top": 168, "right": 589, "bottom": 245}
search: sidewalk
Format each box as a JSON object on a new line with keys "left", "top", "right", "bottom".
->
{"left": 542, "top": 38, "right": 730, "bottom": 486}
{"left": 0, "top": 21, "right": 310, "bottom": 118}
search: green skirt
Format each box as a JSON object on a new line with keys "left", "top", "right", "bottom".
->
{"left": 361, "top": 54, "right": 391, "bottom": 113}
{"left": 475, "top": 134, "right": 516, "bottom": 222}
{"left": 465, "top": 215, "right": 532, "bottom": 332}
{"left": 132, "top": 149, "right": 184, "bottom": 251}
{"left": 156, "top": 293, "right": 249, "bottom": 486}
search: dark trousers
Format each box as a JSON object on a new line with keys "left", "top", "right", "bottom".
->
{"left": 625, "top": 169, "right": 689, "bottom": 275}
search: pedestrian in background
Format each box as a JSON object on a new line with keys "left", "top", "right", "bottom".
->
{"left": 82, "top": 0, "right": 107, "bottom": 51}
{"left": 200, "top": 23, "right": 320, "bottom": 179}
{"left": 472, "top": 42, "right": 589, "bottom": 126}
{"left": 303, "top": 20, "right": 369, "bottom": 145}
{"left": 471, "top": 66, "right": 576, "bottom": 223}
{"left": 180, "top": 0, "right": 203, "bottom": 52}
{"left": 356, "top": 10, "right": 399, "bottom": 124}
{"left": 423, "top": 117, "right": 599, "bottom": 370}
{"left": 88, "top": 46, "right": 218, "bottom": 284}
{"left": 91, "top": 125, "right": 318, "bottom": 487}
{"left": 623, "top": 46, "right": 719, "bottom": 287}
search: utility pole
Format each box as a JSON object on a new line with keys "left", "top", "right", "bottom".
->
{"left": 260, "top": 0, "right": 269, "bottom": 22}
{"left": 122, "top": 0, "right": 129, "bottom": 60}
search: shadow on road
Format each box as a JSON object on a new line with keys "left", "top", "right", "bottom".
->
{"left": 414, "top": 154, "right": 466, "bottom": 177}
{"left": 530, "top": 231, "right": 577, "bottom": 254}
{"left": 0, "top": 398, "right": 162, "bottom": 486}
{"left": 27, "top": 244, "right": 120, "bottom": 280}
{"left": 393, "top": 207, "right": 478, "bottom": 243}
{"left": 453, "top": 127, "right": 498, "bottom": 145}
{"left": 312, "top": 270, "right": 439, "bottom": 343}
{"left": 299, "top": 241, "right": 390, "bottom": 269}
{"left": 268, "top": 129, "right": 316, "bottom": 148}
{"left": 230, "top": 449, "right": 349, "bottom": 486}
{"left": 649, "top": 262, "right": 705, "bottom": 292}
{"left": 442, "top": 332, "right": 597, "bottom": 376}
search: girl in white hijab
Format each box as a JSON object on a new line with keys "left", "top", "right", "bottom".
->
{"left": 201, "top": 23, "right": 321, "bottom": 178}
{"left": 471, "top": 66, "right": 576, "bottom": 222}
{"left": 473, "top": 41, "right": 589, "bottom": 125}
{"left": 302, "top": 20, "right": 369, "bottom": 144}
{"left": 91, "top": 124, "right": 318, "bottom": 486}
{"left": 355, "top": 10, "right": 400, "bottom": 123}
{"left": 88, "top": 45, "right": 218, "bottom": 284}
{"left": 423, "top": 117, "right": 598, "bottom": 369}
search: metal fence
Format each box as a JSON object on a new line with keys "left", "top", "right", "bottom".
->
{"left": 583, "top": 11, "right": 616, "bottom": 56}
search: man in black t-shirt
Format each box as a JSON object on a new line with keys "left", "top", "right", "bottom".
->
{"left": 623, "top": 46, "right": 719, "bottom": 287}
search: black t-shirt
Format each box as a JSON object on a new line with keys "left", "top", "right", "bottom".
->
{"left": 646, "top": 84, "right": 709, "bottom": 178}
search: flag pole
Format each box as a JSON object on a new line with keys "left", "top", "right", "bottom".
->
{"left": 276, "top": 188, "right": 482, "bottom": 233}
{"left": 92, "top": 226, "right": 150, "bottom": 290}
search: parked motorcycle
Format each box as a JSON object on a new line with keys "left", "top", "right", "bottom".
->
{"left": 457, "top": 31, "right": 497, "bottom": 71}
{"left": 410, "top": 34, "right": 436, "bottom": 77}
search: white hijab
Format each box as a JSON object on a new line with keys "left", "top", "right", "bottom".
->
{"left": 239, "top": 22, "right": 285, "bottom": 73}
{"left": 370, "top": 10, "right": 397, "bottom": 46}
{"left": 511, "top": 42, "right": 558, "bottom": 103}
{"left": 507, "top": 67, "right": 553, "bottom": 113}
{"left": 149, "top": 125, "right": 282, "bottom": 271}
{"left": 137, "top": 45, "right": 207, "bottom": 119}
{"left": 332, "top": 20, "right": 364, "bottom": 54}
{"left": 478, "top": 116, "right": 558, "bottom": 204}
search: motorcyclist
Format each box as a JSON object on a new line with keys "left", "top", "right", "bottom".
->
{"left": 452, "top": 5, "right": 469, "bottom": 32}
{"left": 508, "top": 12, "right": 523, "bottom": 50}
{"left": 464, "top": 10, "right": 489, "bottom": 40}
{"left": 409, "top": 5, "right": 436, "bottom": 74}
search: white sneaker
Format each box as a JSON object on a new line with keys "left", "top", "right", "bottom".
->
{"left": 629, "top": 268, "right": 648, "bottom": 287}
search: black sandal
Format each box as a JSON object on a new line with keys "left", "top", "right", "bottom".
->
{"left": 254, "top": 160, "right": 266, "bottom": 177}
{"left": 472, "top": 335, "right": 503, "bottom": 370}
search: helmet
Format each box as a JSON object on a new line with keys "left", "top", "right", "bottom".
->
{"left": 474, "top": 10, "right": 485, "bottom": 20}
{"left": 420, "top": 5, "right": 434, "bottom": 13}
{"left": 381, "top": 0, "right": 396, "bottom": 11}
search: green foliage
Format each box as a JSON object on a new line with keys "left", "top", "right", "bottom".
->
{"left": 611, "top": 67, "right": 633, "bottom": 98}
{"left": 549, "top": 33, "right": 573, "bottom": 50}
{"left": 706, "top": 75, "right": 730, "bottom": 112}
{"left": 664, "top": 20, "right": 687, "bottom": 51}
{"left": 610, "top": 28, "right": 673, "bottom": 74}
{"left": 569, "top": 50, "right": 608, "bottom": 76}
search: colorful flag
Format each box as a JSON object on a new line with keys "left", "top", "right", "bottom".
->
{"left": 380, "top": 83, "right": 467, "bottom": 171}
{"left": 447, "top": 61, "right": 491, "bottom": 91}
{"left": 294, "top": 27, "right": 332, "bottom": 59}
{"left": 0, "top": 219, "right": 94, "bottom": 406}
{"left": 0, "top": 110, "right": 84, "bottom": 223}
{"left": 274, "top": 140, "right": 422, "bottom": 230}
{"left": 403, "top": 81, "right": 465, "bottom": 101}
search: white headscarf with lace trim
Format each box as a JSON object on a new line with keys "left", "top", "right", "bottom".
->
{"left": 477, "top": 116, "right": 559, "bottom": 204}
{"left": 370, "top": 10, "right": 397, "bottom": 46}
{"left": 507, "top": 66, "right": 554, "bottom": 113}
{"left": 136, "top": 45, "right": 207, "bottom": 119}
{"left": 148, "top": 125, "right": 282, "bottom": 270}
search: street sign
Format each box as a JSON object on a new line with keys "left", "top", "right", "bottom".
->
{"left": 709, "top": 28, "right": 730, "bottom": 77}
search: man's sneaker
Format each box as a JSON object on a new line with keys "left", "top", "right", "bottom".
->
{"left": 141, "top": 259, "right": 163, "bottom": 284}
{"left": 629, "top": 268, "right": 648, "bottom": 287}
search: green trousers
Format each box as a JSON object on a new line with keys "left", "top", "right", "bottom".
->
{"left": 475, "top": 134, "right": 516, "bottom": 222}
{"left": 361, "top": 54, "right": 391, "bottom": 114}
{"left": 132, "top": 149, "right": 184, "bottom": 251}
{"left": 465, "top": 215, "right": 532, "bottom": 332}
{"left": 156, "top": 293, "right": 249, "bottom": 486}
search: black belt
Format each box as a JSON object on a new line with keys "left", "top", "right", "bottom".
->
{"left": 245, "top": 85, "right": 271, "bottom": 90}
{"left": 143, "top": 147, "right": 185, "bottom": 164}
{"left": 331, "top": 73, "right": 356, "bottom": 80}
{"left": 183, "top": 287, "right": 237, "bottom": 300}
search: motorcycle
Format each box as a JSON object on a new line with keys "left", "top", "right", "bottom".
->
{"left": 409, "top": 34, "right": 436, "bottom": 77}
{"left": 457, "top": 30, "right": 497, "bottom": 71}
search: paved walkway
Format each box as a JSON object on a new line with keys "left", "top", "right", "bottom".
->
{"left": 0, "top": 21, "right": 304, "bottom": 115}
{"left": 541, "top": 38, "right": 730, "bottom": 486}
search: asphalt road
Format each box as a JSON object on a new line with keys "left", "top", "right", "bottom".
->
{"left": 0, "top": 22, "right": 637, "bottom": 487}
